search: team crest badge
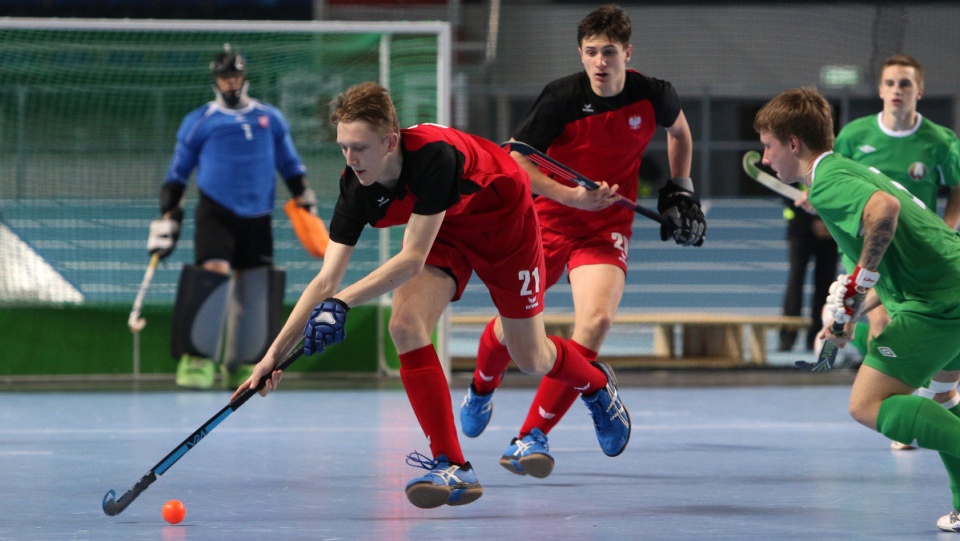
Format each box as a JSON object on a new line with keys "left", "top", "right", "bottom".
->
{"left": 908, "top": 161, "right": 926, "bottom": 180}
{"left": 629, "top": 116, "right": 642, "bottom": 130}
{"left": 258, "top": 115, "right": 270, "bottom": 129}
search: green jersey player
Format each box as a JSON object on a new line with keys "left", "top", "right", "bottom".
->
{"left": 834, "top": 54, "right": 960, "bottom": 450}
{"left": 754, "top": 87, "right": 960, "bottom": 533}
{"left": 835, "top": 54, "right": 960, "bottom": 225}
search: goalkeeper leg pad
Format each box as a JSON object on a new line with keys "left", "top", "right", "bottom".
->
{"left": 171, "top": 265, "right": 230, "bottom": 360}
{"left": 221, "top": 266, "right": 285, "bottom": 371}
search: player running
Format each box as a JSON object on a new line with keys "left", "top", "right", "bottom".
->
{"left": 833, "top": 54, "right": 960, "bottom": 450}
{"left": 754, "top": 86, "right": 960, "bottom": 533}
{"left": 232, "top": 82, "right": 632, "bottom": 509}
{"left": 459, "top": 4, "right": 705, "bottom": 477}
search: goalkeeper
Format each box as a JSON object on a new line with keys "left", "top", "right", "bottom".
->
{"left": 459, "top": 4, "right": 705, "bottom": 478}
{"left": 147, "top": 45, "right": 315, "bottom": 390}
{"left": 754, "top": 87, "right": 960, "bottom": 533}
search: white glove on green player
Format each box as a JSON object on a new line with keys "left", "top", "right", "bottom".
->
{"left": 825, "top": 265, "right": 880, "bottom": 325}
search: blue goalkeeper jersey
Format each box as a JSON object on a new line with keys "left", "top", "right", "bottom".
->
{"left": 165, "top": 99, "right": 306, "bottom": 217}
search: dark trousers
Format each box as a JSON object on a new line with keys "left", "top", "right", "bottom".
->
{"left": 780, "top": 232, "right": 839, "bottom": 351}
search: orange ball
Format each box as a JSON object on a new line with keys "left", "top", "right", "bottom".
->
{"left": 162, "top": 499, "right": 186, "bottom": 524}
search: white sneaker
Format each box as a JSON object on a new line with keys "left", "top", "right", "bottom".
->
{"left": 938, "top": 509, "right": 960, "bottom": 532}
{"left": 889, "top": 440, "right": 916, "bottom": 451}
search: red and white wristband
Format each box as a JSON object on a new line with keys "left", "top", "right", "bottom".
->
{"left": 851, "top": 265, "right": 880, "bottom": 290}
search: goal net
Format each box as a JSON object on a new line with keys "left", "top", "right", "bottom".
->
{"left": 0, "top": 19, "right": 450, "bottom": 307}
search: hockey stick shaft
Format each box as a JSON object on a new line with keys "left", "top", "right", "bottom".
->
{"left": 128, "top": 253, "right": 160, "bottom": 332}
{"left": 742, "top": 151, "right": 804, "bottom": 201}
{"left": 502, "top": 141, "right": 667, "bottom": 225}
{"left": 102, "top": 344, "right": 305, "bottom": 516}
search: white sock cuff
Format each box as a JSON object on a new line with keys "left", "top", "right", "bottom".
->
{"left": 928, "top": 379, "right": 959, "bottom": 394}
{"left": 941, "top": 394, "right": 960, "bottom": 410}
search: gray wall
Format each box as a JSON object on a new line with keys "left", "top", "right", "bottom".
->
{"left": 459, "top": 2, "right": 960, "bottom": 196}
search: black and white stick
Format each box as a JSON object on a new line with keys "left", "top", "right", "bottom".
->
{"left": 102, "top": 344, "right": 305, "bottom": 516}
{"left": 794, "top": 321, "right": 846, "bottom": 372}
{"left": 502, "top": 141, "right": 667, "bottom": 226}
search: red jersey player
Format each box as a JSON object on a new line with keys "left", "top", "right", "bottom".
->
{"left": 233, "top": 82, "right": 631, "bottom": 509}
{"left": 460, "top": 4, "right": 706, "bottom": 478}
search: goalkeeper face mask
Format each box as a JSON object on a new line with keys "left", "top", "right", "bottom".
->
{"left": 213, "top": 76, "right": 249, "bottom": 109}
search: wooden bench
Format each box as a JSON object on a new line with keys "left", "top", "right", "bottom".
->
{"left": 448, "top": 312, "right": 811, "bottom": 369}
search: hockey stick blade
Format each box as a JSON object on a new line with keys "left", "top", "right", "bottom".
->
{"left": 794, "top": 321, "right": 845, "bottom": 372}
{"left": 502, "top": 141, "right": 667, "bottom": 226}
{"left": 742, "top": 151, "right": 804, "bottom": 201}
{"left": 102, "top": 344, "right": 305, "bottom": 516}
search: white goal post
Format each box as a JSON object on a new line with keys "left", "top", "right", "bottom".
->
{"left": 0, "top": 18, "right": 453, "bottom": 379}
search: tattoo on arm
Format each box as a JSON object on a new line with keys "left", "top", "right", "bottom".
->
{"left": 860, "top": 216, "right": 895, "bottom": 269}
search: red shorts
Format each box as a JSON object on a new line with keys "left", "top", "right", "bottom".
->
{"left": 540, "top": 223, "right": 631, "bottom": 290}
{"left": 426, "top": 186, "right": 546, "bottom": 319}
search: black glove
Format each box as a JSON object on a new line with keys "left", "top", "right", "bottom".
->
{"left": 146, "top": 207, "right": 183, "bottom": 260}
{"left": 658, "top": 178, "right": 706, "bottom": 247}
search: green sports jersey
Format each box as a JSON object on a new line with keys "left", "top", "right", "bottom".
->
{"left": 834, "top": 113, "right": 960, "bottom": 211}
{"left": 809, "top": 152, "right": 960, "bottom": 318}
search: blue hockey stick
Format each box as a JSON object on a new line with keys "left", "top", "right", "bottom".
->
{"left": 102, "top": 344, "right": 304, "bottom": 516}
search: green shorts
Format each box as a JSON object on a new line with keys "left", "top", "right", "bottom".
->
{"left": 864, "top": 310, "right": 960, "bottom": 388}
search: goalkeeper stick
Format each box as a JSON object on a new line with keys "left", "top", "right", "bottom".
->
{"left": 742, "top": 150, "right": 804, "bottom": 201}
{"left": 794, "top": 321, "right": 846, "bottom": 372}
{"left": 102, "top": 343, "right": 305, "bottom": 516}
{"left": 128, "top": 253, "right": 159, "bottom": 377}
{"left": 502, "top": 141, "right": 667, "bottom": 226}
{"left": 128, "top": 253, "right": 159, "bottom": 333}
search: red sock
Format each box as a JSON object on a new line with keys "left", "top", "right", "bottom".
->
{"left": 472, "top": 318, "right": 512, "bottom": 395}
{"left": 399, "top": 345, "right": 464, "bottom": 465}
{"left": 520, "top": 340, "right": 597, "bottom": 436}
{"left": 545, "top": 336, "right": 606, "bottom": 393}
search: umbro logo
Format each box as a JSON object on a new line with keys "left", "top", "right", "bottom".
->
{"left": 858, "top": 144, "right": 876, "bottom": 154}
{"left": 376, "top": 196, "right": 390, "bottom": 207}
{"left": 878, "top": 346, "right": 897, "bottom": 358}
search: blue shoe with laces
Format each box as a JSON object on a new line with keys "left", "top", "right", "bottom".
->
{"left": 499, "top": 428, "right": 554, "bottom": 478}
{"left": 581, "top": 361, "right": 631, "bottom": 457}
{"left": 460, "top": 384, "right": 494, "bottom": 438}
{"left": 404, "top": 452, "right": 483, "bottom": 509}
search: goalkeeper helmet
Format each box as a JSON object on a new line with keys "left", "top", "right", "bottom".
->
{"left": 210, "top": 44, "right": 248, "bottom": 108}
{"left": 210, "top": 44, "right": 246, "bottom": 78}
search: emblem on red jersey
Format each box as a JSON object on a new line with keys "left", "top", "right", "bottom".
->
{"left": 908, "top": 161, "right": 926, "bottom": 180}
{"left": 258, "top": 116, "right": 270, "bottom": 129}
{"left": 629, "top": 116, "right": 642, "bottom": 130}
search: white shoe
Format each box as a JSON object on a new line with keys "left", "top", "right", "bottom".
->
{"left": 938, "top": 510, "right": 960, "bottom": 532}
{"left": 889, "top": 440, "right": 916, "bottom": 451}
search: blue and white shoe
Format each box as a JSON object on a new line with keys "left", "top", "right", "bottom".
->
{"left": 499, "top": 428, "right": 554, "bottom": 479}
{"left": 404, "top": 452, "right": 483, "bottom": 509}
{"left": 581, "top": 361, "right": 631, "bottom": 457}
{"left": 460, "top": 384, "right": 494, "bottom": 438}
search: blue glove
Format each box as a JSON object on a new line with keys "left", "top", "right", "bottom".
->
{"left": 302, "top": 298, "right": 350, "bottom": 356}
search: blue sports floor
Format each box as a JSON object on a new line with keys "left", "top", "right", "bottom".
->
{"left": 3, "top": 370, "right": 958, "bottom": 540}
